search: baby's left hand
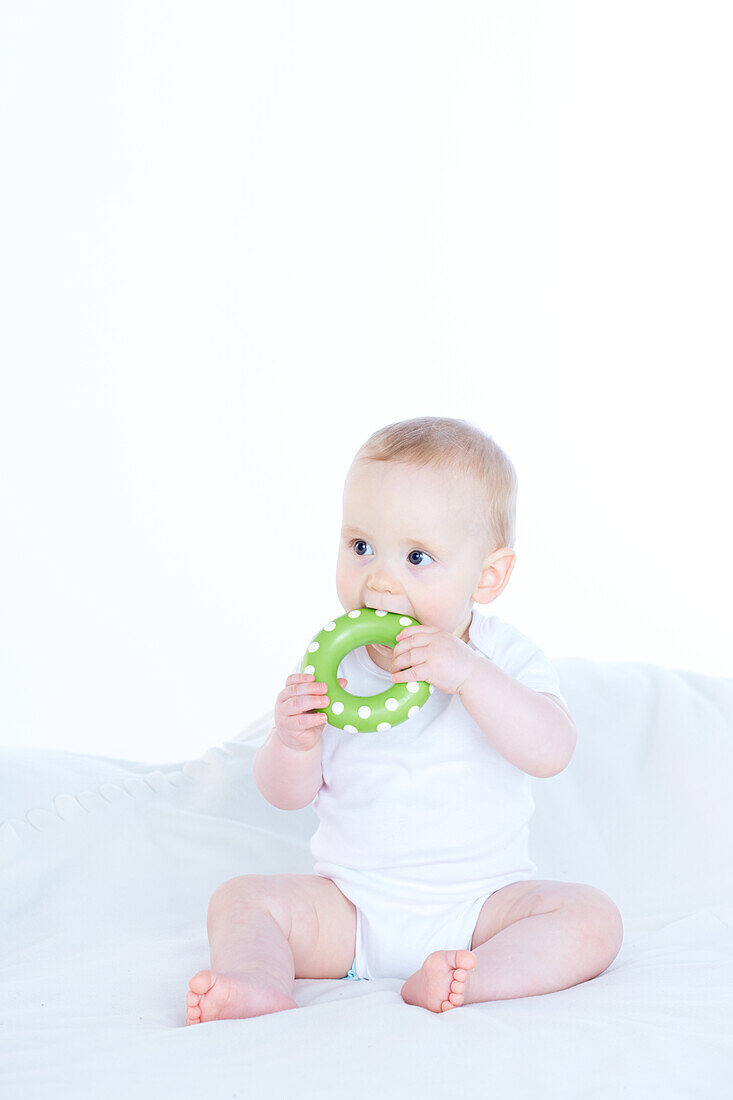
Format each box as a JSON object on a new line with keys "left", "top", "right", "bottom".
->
{"left": 391, "top": 625, "right": 482, "bottom": 696}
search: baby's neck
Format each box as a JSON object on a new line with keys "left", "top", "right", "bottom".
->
{"left": 365, "top": 643, "right": 393, "bottom": 672}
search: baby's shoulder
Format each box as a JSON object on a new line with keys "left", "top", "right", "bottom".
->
{"left": 469, "top": 610, "right": 566, "bottom": 702}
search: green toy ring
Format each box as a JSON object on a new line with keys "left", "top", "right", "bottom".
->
{"left": 301, "top": 608, "right": 432, "bottom": 733}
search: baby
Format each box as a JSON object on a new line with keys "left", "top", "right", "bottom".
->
{"left": 186, "top": 416, "right": 623, "bottom": 1022}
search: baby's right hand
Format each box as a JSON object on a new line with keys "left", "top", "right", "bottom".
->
{"left": 274, "top": 673, "right": 347, "bottom": 751}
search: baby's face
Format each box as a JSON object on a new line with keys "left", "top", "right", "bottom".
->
{"left": 336, "top": 459, "right": 492, "bottom": 660}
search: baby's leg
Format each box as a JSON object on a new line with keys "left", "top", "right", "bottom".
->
{"left": 463, "top": 880, "right": 623, "bottom": 1003}
{"left": 186, "top": 873, "right": 357, "bottom": 1024}
{"left": 402, "top": 880, "right": 622, "bottom": 1012}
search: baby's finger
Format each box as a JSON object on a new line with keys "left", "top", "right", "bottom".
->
{"left": 295, "top": 711, "right": 328, "bottom": 729}
{"left": 284, "top": 693, "right": 329, "bottom": 714}
{"left": 282, "top": 677, "right": 328, "bottom": 701}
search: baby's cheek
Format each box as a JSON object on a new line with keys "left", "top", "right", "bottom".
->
{"left": 335, "top": 563, "right": 355, "bottom": 607}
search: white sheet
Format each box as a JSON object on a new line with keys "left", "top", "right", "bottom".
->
{"left": 2, "top": 659, "right": 733, "bottom": 1098}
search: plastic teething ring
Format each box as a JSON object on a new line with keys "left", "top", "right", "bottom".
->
{"left": 301, "top": 608, "right": 432, "bottom": 733}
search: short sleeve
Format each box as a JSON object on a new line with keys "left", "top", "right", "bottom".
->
{"left": 470, "top": 615, "right": 568, "bottom": 708}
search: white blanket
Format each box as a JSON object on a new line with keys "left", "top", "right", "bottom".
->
{"left": 2, "top": 658, "right": 732, "bottom": 1098}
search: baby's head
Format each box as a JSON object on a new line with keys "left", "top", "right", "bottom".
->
{"left": 336, "top": 416, "right": 517, "bottom": 650}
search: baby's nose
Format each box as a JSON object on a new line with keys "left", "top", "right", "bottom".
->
{"left": 367, "top": 572, "right": 398, "bottom": 593}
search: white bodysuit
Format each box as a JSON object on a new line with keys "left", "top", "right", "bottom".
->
{"left": 293, "top": 609, "right": 567, "bottom": 980}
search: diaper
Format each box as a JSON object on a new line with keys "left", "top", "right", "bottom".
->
{"left": 337, "top": 884, "right": 492, "bottom": 982}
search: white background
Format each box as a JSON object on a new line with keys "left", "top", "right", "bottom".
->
{"left": 1, "top": 1, "right": 731, "bottom": 763}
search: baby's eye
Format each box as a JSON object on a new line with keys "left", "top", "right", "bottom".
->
{"left": 408, "top": 550, "right": 434, "bottom": 566}
{"left": 351, "top": 539, "right": 372, "bottom": 557}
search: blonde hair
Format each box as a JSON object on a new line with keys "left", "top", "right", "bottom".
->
{"left": 353, "top": 416, "right": 517, "bottom": 552}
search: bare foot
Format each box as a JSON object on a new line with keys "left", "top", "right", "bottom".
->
{"left": 400, "top": 949, "right": 477, "bottom": 1013}
{"left": 185, "top": 969, "right": 297, "bottom": 1024}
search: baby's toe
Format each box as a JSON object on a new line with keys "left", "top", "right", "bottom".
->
{"left": 441, "top": 1000, "right": 455, "bottom": 1012}
{"left": 189, "top": 969, "right": 216, "bottom": 995}
{"left": 454, "top": 950, "right": 476, "bottom": 972}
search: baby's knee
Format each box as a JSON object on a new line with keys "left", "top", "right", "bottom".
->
{"left": 207, "top": 874, "right": 283, "bottom": 924}
{"left": 573, "top": 886, "right": 623, "bottom": 964}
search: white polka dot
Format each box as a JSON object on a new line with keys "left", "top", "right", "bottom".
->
{"left": 408, "top": 706, "right": 420, "bottom": 717}
{"left": 357, "top": 705, "right": 371, "bottom": 719}
{"left": 406, "top": 681, "right": 419, "bottom": 694}
{"left": 308, "top": 641, "right": 319, "bottom": 652}
{"left": 304, "top": 665, "right": 315, "bottom": 675}
{"left": 331, "top": 701, "right": 344, "bottom": 715}
{"left": 377, "top": 722, "right": 391, "bottom": 731}
{"left": 375, "top": 610, "right": 387, "bottom": 617}
{"left": 324, "top": 621, "right": 336, "bottom": 631}
{"left": 385, "top": 697, "right": 399, "bottom": 711}
{"left": 348, "top": 610, "right": 361, "bottom": 618}
{"left": 399, "top": 616, "right": 413, "bottom": 625}
{"left": 344, "top": 724, "right": 357, "bottom": 733}
{"left": 429, "top": 685, "right": 434, "bottom": 694}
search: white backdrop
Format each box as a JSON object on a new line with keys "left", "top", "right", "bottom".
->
{"left": 1, "top": 1, "right": 731, "bottom": 762}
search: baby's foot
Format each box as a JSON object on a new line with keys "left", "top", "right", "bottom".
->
{"left": 400, "top": 950, "right": 477, "bottom": 1013}
{"left": 185, "top": 969, "right": 297, "bottom": 1024}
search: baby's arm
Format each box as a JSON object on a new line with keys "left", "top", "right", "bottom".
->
{"left": 253, "top": 726, "right": 324, "bottom": 810}
{"left": 253, "top": 672, "right": 345, "bottom": 810}
{"left": 458, "top": 657, "right": 576, "bottom": 778}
